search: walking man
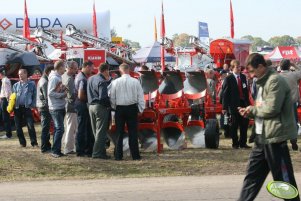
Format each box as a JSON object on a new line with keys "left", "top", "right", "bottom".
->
{"left": 37, "top": 65, "right": 54, "bottom": 153}
{"left": 87, "top": 63, "right": 111, "bottom": 159}
{"left": 13, "top": 69, "right": 38, "bottom": 147}
{"left": 0, "top": 68, "right": 12, "bottom": 139}
{"left": 110, "top": 63, "right": 145, "bottom": 160}
{"left": 62, "top": 61, "right": 78, "bottom": 154}
{"left": 48, "top": 60, "right": 67, "bottom": 158}
{"left": 237, "top": 53, "right": 299, "bottom": 201}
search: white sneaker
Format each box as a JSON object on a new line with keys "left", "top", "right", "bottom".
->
{"left": 0, "top": 135, "right": 12, "bottom": 139}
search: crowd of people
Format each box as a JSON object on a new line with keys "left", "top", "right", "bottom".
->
{"left": 0, "top": 61, "right": 145, "bottom": 160}
{"left": 204, "top": 57, "right": 301, "bottom": 152}
{"left": 0, "top": 54, "right": 300, "bottom": 200}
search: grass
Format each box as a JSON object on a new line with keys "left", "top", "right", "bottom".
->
{"left": 0, "top": 124, "right": 300, "bottom": 182}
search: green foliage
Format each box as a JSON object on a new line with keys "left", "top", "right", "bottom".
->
{"left": 172, "top": 33, "right": 192, "bottom": 47}
{"left": 268, "top": 35, "right": 296, "bottom": 47}
{"left": 123, "top": 39, "right": 141, "bottom": 50}
{"left": 110, "top": 28, "right": 117, "bottom": 37}
{"left": 241, "top": 35, "right": 270, "bottom": 51}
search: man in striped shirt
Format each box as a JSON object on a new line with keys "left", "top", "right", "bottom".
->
{"left": 110, "top": 63, "right": 145, "bottom": 160}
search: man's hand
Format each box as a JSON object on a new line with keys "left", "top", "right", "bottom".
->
{"left": 238, "top": 106, "right": 251, "bottom": 117}
{"left": 222, "top": 110, "right": 227, "bottom": 114}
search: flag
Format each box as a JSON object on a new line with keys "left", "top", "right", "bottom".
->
{"left": 23, "top": 0, "right": 30, "bottom": 39}
{"left": 93, "top": 1, "right": 98, "bottom": 38}
{"left": 198, "top": 22, "right": 210, "bottom": 46}
{"left": 160, "top": 2, "right": 165, "bottom": 38}
{"left": 154, "top": 17, "right": 158, "bottom": 41}
{"left": 230, "top": 0, "right": 234, "bottom": 38}
{"left": 160, "top": 1, "right": 166, "bottom": 71}
{"left": 198, "top": 22, "right": 209, "bottom": 38}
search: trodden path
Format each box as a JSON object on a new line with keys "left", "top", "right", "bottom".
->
{"left": 0, "top": 173, "right": 300, "bottom": 201}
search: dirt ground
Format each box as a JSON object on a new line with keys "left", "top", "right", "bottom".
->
{"left": 0, "top": 125, "right": 300, "bottom": 182}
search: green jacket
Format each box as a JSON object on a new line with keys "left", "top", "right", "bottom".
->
{"left": 248, "top": 68, "right": 297, "bottom": 144}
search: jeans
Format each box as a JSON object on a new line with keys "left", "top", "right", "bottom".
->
{"left": 39, "top": 110, "right": 51, "bottom": 152}
{"left": 0, "top": 98, "right": 12, "bottom": 138}
{"left": 76, "top": 102, "right": 94, "bottom": 156}
{"left": 14, "top": 107, "right": 37, "bottom": 146}
{"left": 50, "top": 109, "right": 65, "bottom": 155}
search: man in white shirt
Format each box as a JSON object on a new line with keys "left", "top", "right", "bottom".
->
{"left": 0, "top": 69, "right": 12, "bottom": 139}
{"left": 110, "top": 63, "right": 145, "bottom": 160}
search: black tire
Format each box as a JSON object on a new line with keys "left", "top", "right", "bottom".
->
{"left": 205, "top": 119, "right": 220, "bottom": 149}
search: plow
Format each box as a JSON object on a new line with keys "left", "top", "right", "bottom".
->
{"left": 109, "top": 69, "right": 221, "bottom": 153}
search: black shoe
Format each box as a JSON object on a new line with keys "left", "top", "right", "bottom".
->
{"left": 115, "top": 158, "right": 123, "bottom": 161}
{"left": 240, "top": 145, "right": 252, "bottom": 149}
{"left": 32, "top": 143, "right": 39, "bottom": 148}
{"left": 105, "top": 139, "right": 110, "bottom": 149}
{"left": 41, "top": 149, "right": 51, "bottom": 153}
{"left": 51, "top": 152, "right": 66, "bottom": 158}
{"left": 93, "top": 155, "right": 111, "bottom": 160}
{"left": 20, "top": 144, "right": 26, "bottom": 148}
{"left": 292, "top": 143, "right": 299, "bottom": 151}
{"left": 232, "top": 145, "right": 239, "bottom": 149}
{"left": 133, "top": 157, "right": 141, "bottom": 161}
{"left": 65, "top": 151, "right": 76, "bottom": 155}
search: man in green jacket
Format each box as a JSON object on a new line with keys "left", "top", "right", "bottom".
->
{"left": 237, "top": 53, "right": 299, "bottom": 201}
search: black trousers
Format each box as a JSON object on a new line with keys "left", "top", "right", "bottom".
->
{"left": 0, "top": 98, "right": 12, "bottom": 137}
{"left": 230, "top": 100, "right": 249, "bottom": 147}
{"left": 115, "top": 104, "right": 140, "bottom": 160}
{"left": 14, "top": 107, "right": 37, "bottom": 146}
{"left": 76, "top": 102, "right": 94, "bottom": 156}
{"left": 230, "top": 111, "right": 249, "bottom": 147}
{"left": 238, "top": 136, "right": 300, "bottom": 201}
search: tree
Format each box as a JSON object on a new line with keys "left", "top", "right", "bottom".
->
{"left": 172, "top": 33, "right": 192, "bottom": 47}
{"left": 295, "top": 36, "right": 301, "bottom": 45}
{"left": 123, "top": 39, "right": 141, "bottom": 50}
{"left": 268, "top": 35, "right": 296, "bottom": 47}
{"left": 111, "top": 28, "right": 117, "bottom": 37}
{"left": 241, "top": 35, "right": 270, "bottom": 51}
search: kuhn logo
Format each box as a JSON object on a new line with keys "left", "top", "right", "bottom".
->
{"left": 282, "top": 50, "right": 293, "bottom": 56}
{"left": 88, "top": 56, "right": 102, "bottom": 60}
{"left": 0, "top": 18, "right": 12, "bottom": 30}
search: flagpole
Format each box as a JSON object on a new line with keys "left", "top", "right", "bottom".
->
{"left": 93, "top": 0, "right": 98, "bottom": 38}
{"left": 23, "top": 0, "right": 30, "bottom": 39}
{"left": 160, "top": 1, "right": 165, "bottom": 71}
{"left": 230, "top": 0, "right": 234, "bottom": 38}
{"left": 154, "top": 17, "right": 158, "bottom": 42}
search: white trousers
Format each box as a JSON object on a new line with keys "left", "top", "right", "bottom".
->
{"left": 62, "top": 112, "right": 78, "bottom": 154}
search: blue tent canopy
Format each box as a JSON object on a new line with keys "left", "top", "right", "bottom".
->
{"left": 133, "top": 41, "right": 175, "bottom": 63}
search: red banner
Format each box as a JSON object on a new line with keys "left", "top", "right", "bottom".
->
{"left": 84, "top": 49, "right": 106, "bottom": 73}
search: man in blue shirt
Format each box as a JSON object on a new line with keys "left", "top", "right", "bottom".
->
{"left": 75, "top": 61, "right": 94, "bottom": 157}
{"left": 87, "top": 63, "right": 111, "bottom": 159}
{"left": 13, "top": 69, "right": 38, "bottom": 147}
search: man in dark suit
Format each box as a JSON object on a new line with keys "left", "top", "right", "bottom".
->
{"left": 221, "top": 60, "right": 251, "bottom": 149}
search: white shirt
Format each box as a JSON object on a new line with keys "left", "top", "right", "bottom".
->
{"left": 110, "top": 74, "right": 145, "bottom": 113}
{"left": 255, "top": 87, "right": 263, "bottom": 134}
{"left": 0, "top": 77, "right": 12, "bottom": 99}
